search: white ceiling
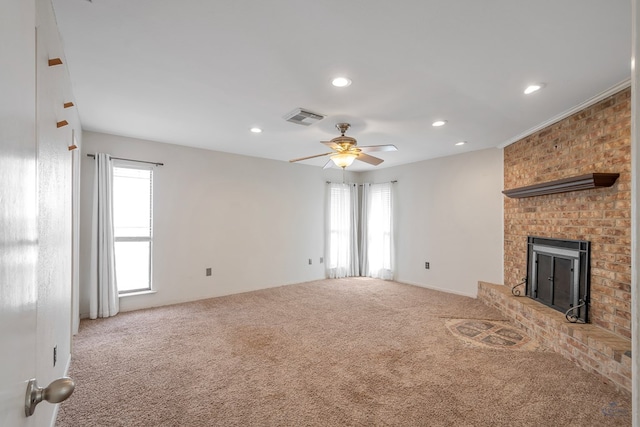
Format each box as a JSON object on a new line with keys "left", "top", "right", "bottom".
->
{"left": 52, "top": 0, "right": 631, "bottom": 171}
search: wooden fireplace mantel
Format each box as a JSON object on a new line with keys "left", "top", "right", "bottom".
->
{"left": 502, "top": 173, "right": 620, "bottom": 199}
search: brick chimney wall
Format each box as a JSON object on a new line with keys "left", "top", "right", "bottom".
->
{"left": 503, "top": 88, "right": 631, "bottom": 339}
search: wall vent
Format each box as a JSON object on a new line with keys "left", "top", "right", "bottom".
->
{"left": 283, "top": 108, "right": 324, "bottom": 126}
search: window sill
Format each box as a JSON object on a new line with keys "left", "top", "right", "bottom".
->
{"left": 118, "top": 290, "right": 157, "bottom": 298}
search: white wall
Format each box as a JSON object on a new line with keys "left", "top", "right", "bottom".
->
{"left": 36, "top": 0, "right": 82, "bottom": 425}
{"left": 362, "top": 148, "right": 504, "bottom": 297}
{"left": 79, "top": 134, "right": 503, "bottom": 315}
{"left": 630, "top": 0, "right": 639, "bottom": 422}
{"left": 79, "top": 132, "right": 354, "bottom": 315}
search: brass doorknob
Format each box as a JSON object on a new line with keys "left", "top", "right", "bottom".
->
{"left": 25, "top": 377, "right": 75, "bottom": 417}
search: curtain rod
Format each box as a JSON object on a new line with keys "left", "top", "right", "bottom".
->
{"left": 86, "top": 154, "right": 164, "bottom": 166}
{"left": 325, "top": 180, "right": 397, "bottom": 185}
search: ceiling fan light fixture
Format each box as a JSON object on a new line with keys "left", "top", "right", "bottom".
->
{"left": 289, "top": 122, "right": 393, "bottom": 168}
{"left": 330, "top": 152, "right": 357, "bottom": 168}
{"left": 331, "top": 77, "right": 352, "bottom": 88}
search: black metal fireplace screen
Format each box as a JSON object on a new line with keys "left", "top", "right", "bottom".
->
{"left": 525, "top": 236, "right": 591, "bottom": 323}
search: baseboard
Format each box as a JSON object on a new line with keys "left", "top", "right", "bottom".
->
{"left": 399, "top": 280, "right": 478, "bottom": 299}
{"left": 79, "top": 281, "right": 313, "bottom": 318}
{"left": 80, "top": 279, "right": 478, "bottom": 316}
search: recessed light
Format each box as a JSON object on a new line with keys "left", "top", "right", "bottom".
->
{"left": 524, "top": 83, "right": 545, "bottom": 95}
{"left": 432, "top": 120, "right": 447, "bottom": 127}
{"left": 250, "top": 127, "right": 262, "bottom": 133}
{"left": 331, "top": 77, "right": 352, "bottom": 88}
{"left": 455, "top": 141, "right": 467, "bottom": 146}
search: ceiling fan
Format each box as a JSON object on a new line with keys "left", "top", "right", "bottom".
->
{"left": 289, "top": 123, "right": 398, "bottom": 169}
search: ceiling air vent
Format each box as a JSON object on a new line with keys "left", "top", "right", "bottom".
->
{"left": 283, "top": 108, "right": 325, "bottom": 126}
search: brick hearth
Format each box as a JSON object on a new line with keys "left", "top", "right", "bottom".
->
{"left": 478, "top": 281, "right": 631, "bottom": 395}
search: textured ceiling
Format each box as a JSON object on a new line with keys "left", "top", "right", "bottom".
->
{"left": 52, "top": 0, "right": 631, "bottom": 170}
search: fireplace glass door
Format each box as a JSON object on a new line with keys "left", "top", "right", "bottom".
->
{"left": 526, "top": 236, "right": 590, "bottom": 323}
{"left": 534, "top": 253, "right": 575, "bottom": 312}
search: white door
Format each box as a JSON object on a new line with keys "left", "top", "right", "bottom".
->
{"left": 0, "top": 0, "right": 38, "bottom": 425}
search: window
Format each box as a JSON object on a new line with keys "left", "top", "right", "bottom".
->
{"left": 324, "top": 181, "right": 394, "bottom": 280}
{"left": 112, "top": 162, "right": 153, "bottom": 293}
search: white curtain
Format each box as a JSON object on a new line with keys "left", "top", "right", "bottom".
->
{"left": 363, "top": 182, "right": 395, "bottom": 280}
{"left": 359, "top": 184, "right": 370, "bottom": 275}
{"left": 326, "top": 183, "right": 360, "bottom": 278}
{"left": 89, "top": 153, "right": 119, "bottom": 319}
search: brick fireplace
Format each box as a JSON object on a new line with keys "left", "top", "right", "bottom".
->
{"left": 479, "top": 87, "right": 632, "bottom": 394}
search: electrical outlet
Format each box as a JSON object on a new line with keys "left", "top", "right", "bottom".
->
{"left": 308, "top": 259, "right": 312, "bottom": 265}
{"left": 206, "top": 268, "right": 212, "bottom": 276}
{"left": 320, "top": 257, "right": 324, "bottom": 264}
{"left": 425, "top": 262, "right": 430, "bottom": 269}
{"left": 53, "top": 345, "right": 57, "bottom": 367}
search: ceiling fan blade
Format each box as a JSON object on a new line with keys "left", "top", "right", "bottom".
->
{"left": 356, "top": 153, "right": 384, "bottom": 166}
{"left": 358, "top": 144, "right": 398, "bottom": 153}
{"left": 289, "top": 152, "right": 333, "bottom": 163}
{"left": 322, "top": 159, "right": 333, "bottom": 169}
{"left": 321, "top": 141, "right": 341, "bottom": 150}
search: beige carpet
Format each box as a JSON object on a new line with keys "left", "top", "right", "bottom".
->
{"left": 56, "top": 278, "right": 631, "bottom": 426}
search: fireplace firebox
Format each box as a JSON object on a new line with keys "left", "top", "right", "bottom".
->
{"left": 526, "top": 236, "right": 590, "bottom": 323}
